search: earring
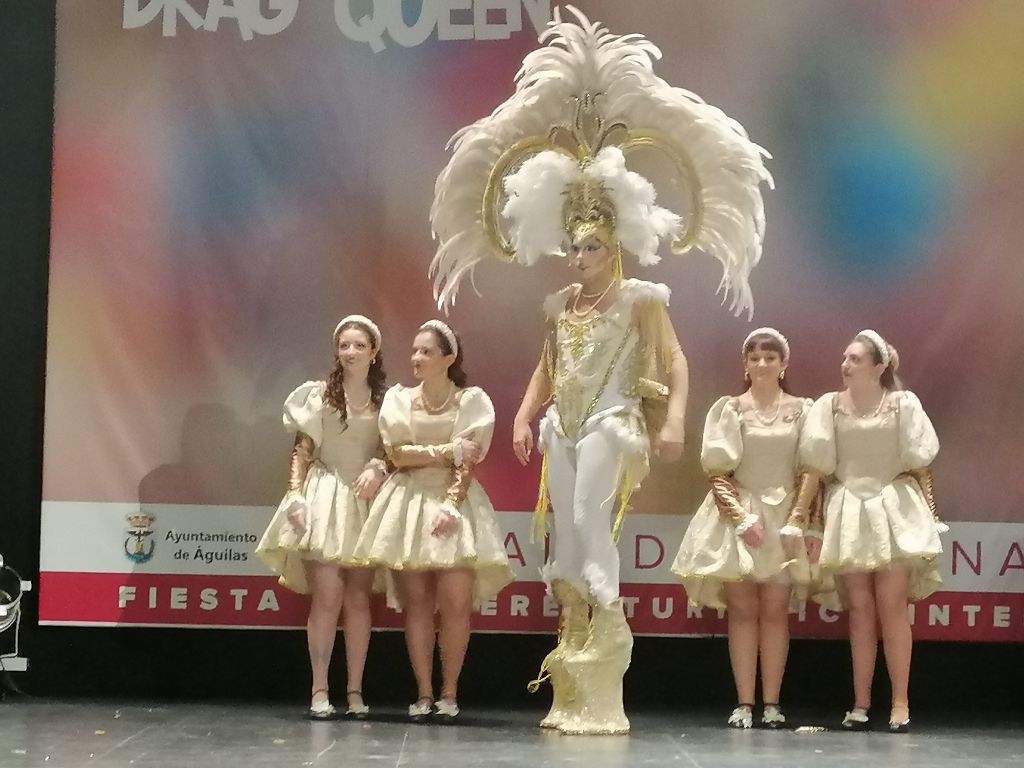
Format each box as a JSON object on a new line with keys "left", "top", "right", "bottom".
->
{"left": 779, "top": 371, "right": 786, "bottom": 380}
{"left": 613, "top": 242, "right": 624, "bottom": 282}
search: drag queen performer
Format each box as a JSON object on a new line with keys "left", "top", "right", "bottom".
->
{"left": 427, "top": 7, "right": 772, "bottom": 735}
{"left": 354, "top": 321, "right": 513, "bottom": 723}
{"left": 672, "top": 328, "right": 818, "bottom": 729}
{"left": 255, "top": 315, "right": 388, "bottom": 720}
{"left": 801, "top": 330, "right": 945, "bottom": 733}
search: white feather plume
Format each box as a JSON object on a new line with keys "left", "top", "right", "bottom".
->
{"left": 589, "top": 147, "right": 681, "bottom": 266}
{"left": 501, "top": 151, "right": 576, "bottom": 265}
{"left": 430, "top": 5, "right": 773, "bottom": 317}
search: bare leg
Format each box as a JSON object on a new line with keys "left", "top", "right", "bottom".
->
{"left": 397, "top": 570, "right": 437, "bottom": 702}
{"left": 757, "top": 583, "right": 791, "bottom": 706}
{"left": 841, "top": 572, "right": 878, "bottom": 711}
{"left": 340, "top": 566, "right": 375, "bottom": 707}
{"left": 436, "top": 567, "right": 475, "bottom": 703}
{"left": 307, "top": 562, "right": 345, "bottom": 706}
{"left": 874, "top": 567, "right": 912, "bottom": 720}
{"left": 724, "top": 581, "right": 760, "bottom": 706}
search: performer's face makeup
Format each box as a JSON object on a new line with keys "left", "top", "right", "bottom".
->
{"left": 411, "top": 331, "right": 455, "bottom": 382}
{"left": 841, "top": 341, "right": 883, "bottom": 388}
{"left": 569, "top": 237, "right": 613, "bottom": 281}
{"left": 744, "top": 343, "right": 785, "bottom": 385}
{"left": 336, "top": 328, "right": 375, "bottom": 374}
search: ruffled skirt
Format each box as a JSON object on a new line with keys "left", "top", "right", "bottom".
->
{"left": 353, "top": 467, "right": 514, "bottom": 610}
{"left": 813, "top": 476, "right": 943, "bottom": 610}
{"left": 255, "top": 463, "right": 371, "bottom": 594}
{"left": 672, "top": 490, "right": 813, "bottom": 611}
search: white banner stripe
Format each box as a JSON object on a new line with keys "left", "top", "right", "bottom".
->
{"left": 39, "top": 501, "right": 1024, "bottom": 593}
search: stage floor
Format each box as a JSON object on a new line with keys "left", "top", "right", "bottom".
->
{"left": 1, "top": 700, "right": 1022, "bottom": 767}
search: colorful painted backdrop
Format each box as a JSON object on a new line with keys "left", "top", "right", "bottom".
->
{"left": 40, "top": 1, "right": 1024, "bottom": 638}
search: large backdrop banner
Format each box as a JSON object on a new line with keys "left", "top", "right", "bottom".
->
{"left": 41, "top": 1, "right": 1024, "bottom": 638}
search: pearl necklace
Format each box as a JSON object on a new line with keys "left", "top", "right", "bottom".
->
{"left": 850, "top": 391, "right": 886, "bottom": 419}
{"left": 751, "top": 393, "right": 782, "bottom": 425}
{"left": 421, "top": 382, "right": 455, "bottom": 414}
{"left": 345, "top": 389, "right": 373, "bottom": 413}
{"left": 570, "top": 279, "right": 617, "bottom": 318}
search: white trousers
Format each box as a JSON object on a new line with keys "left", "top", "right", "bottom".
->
{"left": 543, "top": 421, "right": 623, "bottom": 607}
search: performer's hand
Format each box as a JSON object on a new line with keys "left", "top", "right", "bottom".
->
{"left": 740, "top": 520, "right": 765, "bottom": 548}
{"left": 460, "top": 439, "right": 483, "bottom": 467}
{"left": 431, "top": 510, "right": 460, "bottom": 538}
{"left": 654, "top": 419, "right": 685, "bottom": 462}
{"left": 805, "top": 535, "right": 822, "bottom": 564}
{"left": 285, "top": 496, "right": 308, "bottom": 533}
{"left": 512, "top": 419, "right": 534, "bottom": 466}
{"left": 353, "top": 468, "right": 383, "bottom": 500}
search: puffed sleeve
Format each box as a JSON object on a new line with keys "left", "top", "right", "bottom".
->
{"left": 700, "top": 397, "right": 743, "bottom": 475}
{"left": 799, "top": 393, "right": 838, "bottom": 476}
{"left": 452, "top": 387, "right": 497, "bottom": 461}
{"left": 283, "top": 381, "right": 324, "bottom": 447}
{"left": 377, "top": 385, "right": 409, "bottom": 450}
{"left": 898, "top": 391, "right": 939, "bottom": 470}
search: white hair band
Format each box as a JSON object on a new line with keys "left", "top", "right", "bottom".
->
{"left": 742, "top": 326, "right": 790, "bottom": 361}
{"left": 420, "top": 319, "right": 459, "bottom": 357}
{"left": 334, "top": 315, "right": 382, "bottom": 348}
{"left": 857, "top": 329, "right": 891, "bottom": 367}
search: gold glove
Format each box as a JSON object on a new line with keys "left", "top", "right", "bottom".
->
{"left": 287, "top": 433, "right": 315, "bottom": 494}
{"left": 908, "top": 467, "right": 940, "bottom": 522}
{"left": 386, "top": 442, "right": 455, "bottom": 468}
{"left": 709, "top": 474, "right": 747, "bottom": 526}
{"left": 444, "top": 465, "right": 474, "bottom": 511}
{"left": 785, "top": 472, "right": 821, "bottom": 530}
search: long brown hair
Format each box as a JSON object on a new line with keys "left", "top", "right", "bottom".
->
{"left": 324, "top": 320, "right": 387, "bottom": 429}
{"left": 742, "top": 333, "right": 793, "bottom": 394}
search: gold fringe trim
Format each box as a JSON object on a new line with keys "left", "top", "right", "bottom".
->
{"left": 526, "top": 655, "right": 552, "bottom": 693}
{"left": 612, "top": 460, "right": 634, "bottom": 543}
{"left": 531, "top": 449, "right": 551, "bottom": 544}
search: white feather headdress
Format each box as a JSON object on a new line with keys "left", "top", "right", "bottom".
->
{"left": 429, "top": 5, "right": 774, "bottom": 318}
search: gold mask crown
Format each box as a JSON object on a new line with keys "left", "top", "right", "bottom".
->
{"left": 564, "top": 173, "right": 617, "bottom": 247}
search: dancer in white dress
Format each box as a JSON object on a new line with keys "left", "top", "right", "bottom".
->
{"left": 255, "top": 315, "right": 388, "bottom": 720}
{"left": 673, "top": 328, "right": 818, "bottom": 729}
{"left": 354, "top": 320, "right": 513, "bottom": 723}
{"left": 800, "top": 330, "right": 945, "bottom": 733}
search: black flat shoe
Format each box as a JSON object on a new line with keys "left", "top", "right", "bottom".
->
{"left": 408, "top": 698, "right": 434, "bottom": 723}
{"left": 308, "top": 688, "right": 338, "bottom": 721}
{"left": 434, "top": 699, "right": 460, "bottom": 723}
{"left": 345, "top": 690, "right": 369, "bottom": 720}
{"left": 842, "top": 708, "right": 870, "bottom": 731}
{"left": 761, "top": 704, "right": 786, "bottom": 729}
{"left": 888, "top": 702, "right": 910, "bottom": 733}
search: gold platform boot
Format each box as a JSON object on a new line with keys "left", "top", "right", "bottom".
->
{"left": 559, "top": 598, "right": 633, "bottom": 735}
{"left": 529, "top": 581, "right": 591, "bottom": 729}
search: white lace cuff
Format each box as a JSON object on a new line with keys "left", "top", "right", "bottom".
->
{"left": 284, "top": 490, "right": 306, "bottom": 506}
{"left": 440, "top": 502, "right": 463, "bottom": 521}
{"left": 778, "top": 525, "right": 804, "bottom": 538}
{"left": 735, "top": 513, "right": 760, "bottom": 535}
{"left": 364, "top": 457, "right": 387, "bottom": 476}
{"left": 935, "top": 521, "right": 949, "bottom": 534}
{"left": 452, "top": 438, "right": 464, "bottom": 468}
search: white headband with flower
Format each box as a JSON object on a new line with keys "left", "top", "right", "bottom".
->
{"left": 420, "top": 320, "right": 459, "bottom": 357}
{"left": 742, "top": 326, "right": 790, "bottom": 362}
